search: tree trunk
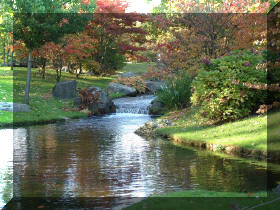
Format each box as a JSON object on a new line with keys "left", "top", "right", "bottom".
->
{"left": 3, "top": 46, "right": 6, "bottom": 66}
{"left": 11, "top": 38, "right": 14, "bottom": 70}
{"left": 67, "top": 63, "right": 72, "bottom": 74}
{"left": 7, "top": 48, "right": 10, "bottom": 65}
{"left": 56, "top": 69, "right": 60, "bottom": 82}
{"left": 76, "top": 62, "right": 82, "bottom": 78}
{"left": 24, "top": 50, "right": 33, "bottom": 104}
{"left": 41, "top": 59, "right": 46, "bottom": 79}
{"left": 11, "top": 46, "right": 14, "bottom": 70}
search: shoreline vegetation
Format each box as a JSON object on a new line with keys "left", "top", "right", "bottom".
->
{"left": 135, "top": 108, "right": 280, "bottom": 162}
{"left": 124, "top": 190, "right": 280, "bottom": 210}
{"left": 1, "top": 64, "right": 280, "bottom": 207}
{"left": 0, "top": 64, "right": 154, "bottom": 128}
{"left": 1, "top": 2, "right": 280, "bottom": 209}
{"left": 1, "top": 64, "right": 279, "bottom": 161}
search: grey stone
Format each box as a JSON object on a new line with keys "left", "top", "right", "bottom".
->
{"left": 149, "top": 99, "right": 165, "bottom": 115}
{"left": 107, "top": 83, "right": 137, "bottom": 97}
{"left": 73, "top": 96, "right": 82, "bottom": 107}
{"left": 86, "top": 87, "right": 116, "bottom": 115}
{"left": 52, "top": 80, "right": 77, "bottom": 99}
{"left": 119, "top": 72, "right": 137, "bottom": 77}
{"left": 145, "top": 80, "right": 166, "bottom": 94}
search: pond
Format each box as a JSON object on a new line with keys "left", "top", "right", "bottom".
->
{"left": 1, "top": 95, "right": 280, "bottom": 209}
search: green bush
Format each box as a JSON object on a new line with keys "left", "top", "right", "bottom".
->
{"left": 83, "top": 60, "right": 102, "bottom": 75}
{"left": 95, "top": 40, "right": 126, "bottom": 74}
{"left": 156, "top": 71, "right": 192, "bottom": 109}
{"left": 191, "top": 50, "right": 267, "bottom": 123}
{"left": 264, "top": 50, "right": 280, "bottom": 104}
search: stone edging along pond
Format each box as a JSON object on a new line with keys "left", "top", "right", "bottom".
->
{"left": 135, "top": 119, "right": 280, "bottom": 162}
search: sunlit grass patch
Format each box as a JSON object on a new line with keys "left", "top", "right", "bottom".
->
{"left": 117, "top": 62, "right": 155, "bottom": 75}
{"left": 156, "top": 109, "right": 280, "bottom": 153}
{"left": 125, "top": 190, "right": 280, "bottom": 210}
{"left": 0, "top": 68, "right": 13, "bottom": 102}
{"left": 0, "top": 66, "right": 116, "bottom": 126}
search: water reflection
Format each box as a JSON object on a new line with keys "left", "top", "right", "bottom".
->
{"left": 11, "top": 112, "right": 276, "bottom": 203}
{"left": 0, "top": 129, "right": 13, "bottom": 209}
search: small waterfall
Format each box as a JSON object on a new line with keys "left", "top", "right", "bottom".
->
{"left": 113, "top": 95, "right": 155, "bottom": 114}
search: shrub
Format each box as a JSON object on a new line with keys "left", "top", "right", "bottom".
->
{"left": 156, "top": 71, "right": 192, "bottom": 109}
{"left": 191, "top": 50, "right": 267, "bottom": 123}
{"left": 95, "top": 40, "right": 126, "bottom": 74}
{"left": 141, "top": 66, "right": 172, "bottom": 81}
{"left": 83, "top": 60, "right": 101, "bottom": 75}
{"left": 114, "top": 76, "right": 146, "bottom": 93}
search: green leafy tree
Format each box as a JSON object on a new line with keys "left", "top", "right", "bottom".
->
{"left": 0, "top": 0, "right": 13, "bottom": 67}
{"left": 8, "top": 0, "right": 95, "bottom": 104}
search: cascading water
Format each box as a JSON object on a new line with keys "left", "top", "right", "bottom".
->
{"left": 113, "top": 95, "right": 155, "bottom": 114}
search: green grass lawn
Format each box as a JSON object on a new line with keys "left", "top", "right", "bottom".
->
{"left": 0, "top": 67, "right": 13, "bottom": 125}
{"left": 116, "top": 62, "right": 156, "bottom": 75}
{"left": 0, "top": 63, "right": 152, "bottom": 127}
{"left": 156, "top": 108, "right": 280, "bottom": 154}
{"left": 0, "top": 66, "right": 114, "bottom": 126}
{"left": 125, "top": 190, "right": 280, "bottom": 210}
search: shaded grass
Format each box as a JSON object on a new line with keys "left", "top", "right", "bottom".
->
{"left": 0, "top": 66, "right": 114, "bottom": 126}
{"left": 0, "top": 67, "right": 13, "bottom": 102}
{"left": 0, "top": 62, "right": 152, "bottom": 126}
{"left": 116, "top": 62, "right": 156, "bottom": 75}
{"left": 156, "top": 109, "right": 280, "bottom": 153}
{"left": 125, "top": 190, "right": 280, "bottom": 210}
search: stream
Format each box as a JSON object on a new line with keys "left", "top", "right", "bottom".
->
{"left": 0, "top": 95, "right": 279, "bottom": 209}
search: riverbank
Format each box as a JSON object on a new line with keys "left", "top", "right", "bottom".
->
{"left": 136, "top": 108, "right": 280, "bottom": 162}
{"left": 0, "top": 67, "right": 109, "bottom": 127}
{"left": 0, "top": 63, "right": 154, "bottom": 128}
{"left": 125, "top": 189, "right": 280, "bottom": 210}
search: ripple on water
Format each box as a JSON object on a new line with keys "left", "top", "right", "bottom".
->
{"left": 3, "top": 95, "right": 279, "bottom": 208}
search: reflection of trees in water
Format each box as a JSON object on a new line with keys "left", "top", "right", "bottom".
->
{"left": 1, "top": 167, "right": 13, "bottom": 204}
{"left": 13, "top": 120, "right": 270, "bottom": 198}
{"left": 145, "top": 140, "right": 267, "bottom": 193}
{"left": 14, "top": 123, "right": 114, "bottom": 197}
{"left": 188, "top": 151, "right": 267, "bottom": 192}
{"left": 148, "top": 139, "right": 195, "bottom": 193}
{"left": 13, "top": 128, "right": 28, "bottom": 198}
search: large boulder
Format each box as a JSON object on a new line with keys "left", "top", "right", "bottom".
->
{"left": 85, "top": 87, "right": 116, "bottom": 115}
{"left": 107, "top": 82, "right": 137, "bottom": 97}
{"left": 73, "top": 96, "right": 82, "bottom": 107}
{"left": 52, "top": 80, "right": 77, "bottom": 99}
{"left": 145, "top": 80, "right": 166, "bottom": 94}
{"left": 149, "top": 98, "right": 165, "bottom": 115}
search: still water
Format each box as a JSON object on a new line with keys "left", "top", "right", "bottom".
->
{"left": 1, "top": 95, "right": 279, "bottom": 209}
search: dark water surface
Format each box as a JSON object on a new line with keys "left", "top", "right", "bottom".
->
{"left": 1, "top": 96, "right": 280, "bottom": 209}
